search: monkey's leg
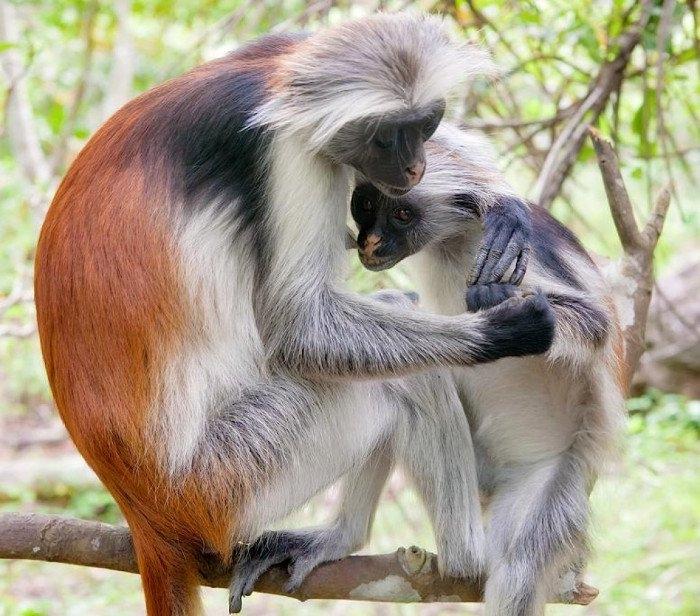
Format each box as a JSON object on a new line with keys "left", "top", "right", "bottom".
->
{"left": 226, "top": 381, "right": 397, "bottom": 613}
{"left": 483, "top": 454, "right": 589, "bottom": 616}
{"left": 391, "top": 369, "right": 486, "bottom": 579}
{"left": 229, "top": 442, "right": 394, "bottom": 609}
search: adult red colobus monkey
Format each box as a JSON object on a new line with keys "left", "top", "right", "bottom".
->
{"left": 35, "top": 14, "right": 552, "bottom": 615}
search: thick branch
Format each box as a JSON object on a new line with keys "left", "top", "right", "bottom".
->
{"left": 0, "top": 513, "right": 597, "bottom": 605}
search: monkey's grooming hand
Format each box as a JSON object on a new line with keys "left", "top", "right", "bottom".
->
{"left": 476, "top": 292, "right": 556, "bottom": 360}
{"left": 470, "top": 196, "right": 532, "bottom": 286}
{"left": 465, "top": 283, "right": 519, "bottom": 312}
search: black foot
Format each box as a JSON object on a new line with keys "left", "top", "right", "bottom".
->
{"left": 229, "top": 529, "right": 336, "bottom": 613}
{"left": 470, "top": 197, "right": 532, "bottom": 285}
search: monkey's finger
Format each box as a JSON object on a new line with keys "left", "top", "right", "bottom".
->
{"left": 473, "top": 227, "right": 513, "bottom": 284}
{"left": 481, "top": 233, "right": 525, "bottom": 284}
{"left": 469, "top": 221, "right": 504, "bottom": 283}
{"left": 509, "top": 245, "right": 531, "bottom": 285}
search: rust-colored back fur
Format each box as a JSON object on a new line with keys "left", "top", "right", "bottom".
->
{"left": 35, "top": 94, "right": 242, "bottom": 615}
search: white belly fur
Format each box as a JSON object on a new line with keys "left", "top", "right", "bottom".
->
{"left": 456, "top": 358, "right": 586, "bottom": 466}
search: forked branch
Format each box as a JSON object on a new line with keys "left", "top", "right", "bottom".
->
{"left": 588, "top": 126, "right": 671, "bottom": 389}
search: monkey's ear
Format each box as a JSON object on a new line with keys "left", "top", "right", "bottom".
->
{"left": 452, "top": 193, "right": 481, "bottom": 215}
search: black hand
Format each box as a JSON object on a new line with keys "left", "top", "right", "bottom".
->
{"left": 465, "top": 283, "right": 518, "bottom": 312}
{"left": 470, "top": 196, "right": 532, "bottom": 285}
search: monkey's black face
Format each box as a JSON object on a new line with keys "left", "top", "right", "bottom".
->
{"left": 328, "top": 100, "right": 445, "bottom": 197}
{"left": 351, "top": 184, "right": 425, "bottom": 271}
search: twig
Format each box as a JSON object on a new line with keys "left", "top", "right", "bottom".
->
{"left": 0, "top": 322, "right": 35, "bottom": 338}
{"left": 0, "top": 513, "right": 598, "bottom": 606}
{"left": 49, "top": 0, "right": 98, "bottom": 174}
{"left": 654, "top": 0, "right": 683, "bottom": 213}
{"left": 588, "top": 127, "right": 643, "bottom": 250}
{"left": 463, "top": 105, "right": 576, "bottom": 131}
{"left": 99, "top": 0, "right": 135, "bottom": 121}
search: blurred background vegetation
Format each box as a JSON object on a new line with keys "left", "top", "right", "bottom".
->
{"left": 0, "top": 0, "right": 698, "bottom": 614}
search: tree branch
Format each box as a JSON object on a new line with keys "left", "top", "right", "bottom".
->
{"left": 588, "top": 127, "right": 671, "bottom": 389}
{"left": 99, "top": 0, "right": 135, "bottom": 121}
{"left": 533, "top": 0, "right": 653, "bottom": 209}
{"left": 0, "top": 1, "right": 49, "bottom": 185}
{"left": 588, "top": 127, "right": 643, "bottom": 250}
{"left": 49, "top": 0, "right": 98, "bottom": 175}
{"left": 0, "top": 513, "right": 598, "bottom": 606}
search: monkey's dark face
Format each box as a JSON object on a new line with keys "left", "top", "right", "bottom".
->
{"left": 327, "top": 101, "right": 445, "bottom": 197}
{"left": 350, "top": 184, "right": 427, "bottom": 271}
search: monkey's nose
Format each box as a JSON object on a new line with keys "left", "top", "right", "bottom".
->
{"left": 404, "top": 161, "right": 426, "bottom": 186}
{"left": 361, "top": 233, "right": 382, "bottom": 258}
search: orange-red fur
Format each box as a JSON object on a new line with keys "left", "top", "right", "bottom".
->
{"left": 34, "top": 80, "right": 256, "bottom": 614}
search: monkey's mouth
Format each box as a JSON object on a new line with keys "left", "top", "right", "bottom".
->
{"left": 358, "top": 252, "right": 400, "bottom": 272}
{"left": 373, "top": 182, "right": 412, "bottom": 198}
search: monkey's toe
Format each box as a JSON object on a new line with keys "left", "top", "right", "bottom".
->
{"left": 284, "top": 553, "right": 324, "bottom": 592}
{"left": 228, "top": 554, "right": 285, "bottom": 613}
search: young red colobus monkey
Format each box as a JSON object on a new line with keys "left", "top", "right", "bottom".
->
{"left": 35, "top": 14, "right": 554, "bottom": 615}
{"left": 352, "top": 123, "right": 626, "bottom": 616}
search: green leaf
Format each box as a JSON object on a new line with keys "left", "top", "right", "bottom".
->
{"left": 631, "top": 87, "right": 657, "bottom": 158}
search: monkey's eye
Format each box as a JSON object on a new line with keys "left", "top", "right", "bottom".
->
{"left": 362, "top": 199, "right": 374, "bottom": 212}
{"left": 422, "top": 114, "right": 440, "bottom": 140}
{"left": 373, "top": 137, "right": 392, "bottom": 150}
{"left": 373, "top": 127, "right": 394, "bottom": 150}
{"left": 392, "top": 207, "right": 414, "bottom": 224}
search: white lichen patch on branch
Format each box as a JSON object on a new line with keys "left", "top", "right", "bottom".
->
{"left": 348, "top": 575, "right": 422, "bottom": 602}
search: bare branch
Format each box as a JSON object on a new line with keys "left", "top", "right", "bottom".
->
{"left": 463, "top": 105, "right": 576, "bottom": 131}
{"left": 50, "top": 0, "right": 98, "bottom": 174}
{"left": 587, "top": 126, "right": 643, "bottom": 250}
{"left": 0, "top": 1, "right": 49, "bottom": 185}
{"left": 642, "top": 185, "right": 671, "bottom": 248}
{"left": 0, "top": 513, "right": 597, "bottom": 606}
{"left": 0, "top": 322, "right": 35, "bottom": 338}
{"left": 464, "top": 0, "right": 523, "bottom": 63}
{"left": 100, "top": 0, "right": 135, "bottom": 121}
{"left": 654, "top": 0, "right": 683, "bottom": 211}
